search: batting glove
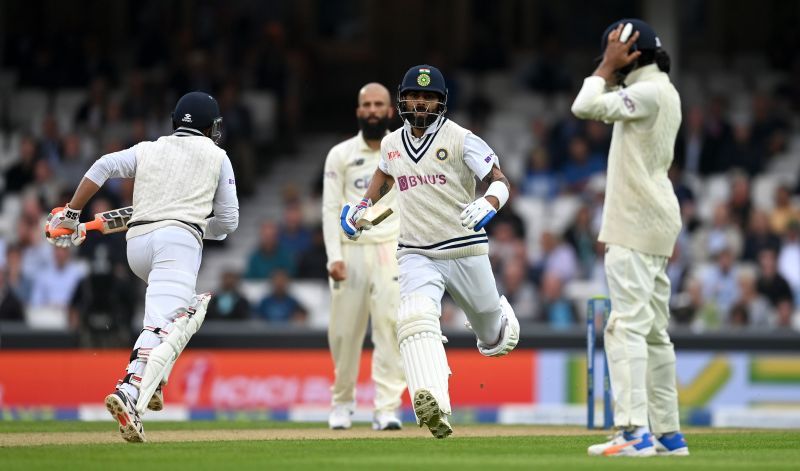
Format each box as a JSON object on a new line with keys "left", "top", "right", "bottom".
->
{"left": 340, "top": 198, "right": 370, "bottom": 241}
{"left": 45, "top": 206, "right": 86, "bottom": 248}
{"left": 460, "top": 197, "right": 497, "bottom": 231}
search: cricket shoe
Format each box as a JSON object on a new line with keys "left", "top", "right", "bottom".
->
{"left": 116, "top": 378, "right": 164, "bottom": 411}
{"left": 655, "top": 432, "right": 690, "bottom": 456}
{"left": 147, "top": 383, "right": 164, "bottom": 411}
{"left": 474, "top": 296, "right": 520, "bottom": 357}
{"left": 328, "top": 403, "right": 353, "bottom": 430}
{"left": 372, "top": 411, "right": 402, "bottom": 431}
{"left": 413, "top": 389, "right": 452, "bottom": 439}
{"left": 587, "top": 430, "right": 656, "bottom": 457}
{"left": 105, "top": 390, "right": 146, "bottom": 443}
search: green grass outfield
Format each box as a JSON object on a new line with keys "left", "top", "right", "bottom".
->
{"left": 1, "top": 421, "right": 799, "bottom": 470}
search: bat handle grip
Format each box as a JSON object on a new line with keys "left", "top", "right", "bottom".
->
{"left": 46, "top": 218, "right": 103, "bottom": 238}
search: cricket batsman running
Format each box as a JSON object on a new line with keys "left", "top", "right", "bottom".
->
{"left": 571, "top": 19, "right": 689, "bottom": 456}
{"left": 46, "top": 91, "right": 239, "bottom": 442}
{"left": 340, "top": 65, "right": 520, "bottom": 439}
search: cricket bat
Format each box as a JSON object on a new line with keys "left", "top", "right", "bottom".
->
{"left": 356, "top": 204, "right": 393, "bottom": 229}
{"left": 46, "top": 206, "right": 134, "bottom": 238}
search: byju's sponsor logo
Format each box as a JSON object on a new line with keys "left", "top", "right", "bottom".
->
{"left": 397, "top": 174, "right": 447, "bottom": 191}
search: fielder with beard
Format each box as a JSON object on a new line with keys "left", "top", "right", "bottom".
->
{"left": 321, "top": 83, "right": 406, "bottom": 431}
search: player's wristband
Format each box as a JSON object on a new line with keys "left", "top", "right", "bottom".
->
{"left": 64, "top": 204, "right": 82, "bottom": 221}
{"left": 485, "top": 181, "right": 509, "bottom": 210}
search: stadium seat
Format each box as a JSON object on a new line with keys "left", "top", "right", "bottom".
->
{"left": 241, "top": 90, "right": 277, "bottom": 143}
{"left": 53, "top": 89, "right": 88, "bottom": 133}
{"left": 8, "top": 88, "right": 49, "bottom": 132}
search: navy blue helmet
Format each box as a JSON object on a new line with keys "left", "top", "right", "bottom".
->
{"left": 600, "top": 18, "right": 661, "bottom": 55}
{"left": 172, "top": 91, "right": 223, "bottom": 143}
{"left": 397, "top": 64, "right": 448, "bottom": 129}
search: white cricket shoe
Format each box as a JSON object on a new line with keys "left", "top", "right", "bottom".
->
{"left": 655, "top": 432, "right": 690, "bottom": 456}
{"left": 328, "top": 404, "right": 353, "bottom": 430}
{"left": 147, "top": 384, "right": 164, "bottom": 411}
{"left": 372, "top": 411, "right": 402, "bottom": 431}
{"left": 587, "top": 430, "right": 656, "bottom": 457}
{"left": 412, "top": 389, "right": 452, "bottom": 439}
{"left": 476, "top": 296, "right": 520, "bottom": 357}
{"left": 105, "top": 390, "right": 146, "bottom": 443}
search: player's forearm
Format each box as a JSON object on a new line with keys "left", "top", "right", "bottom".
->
{"left": 68, "top": 177, "right": 101, "bottom": 210}
{"left": 363, "top": 169, "right": 394, "bottom": 203}
{"left": 481, "top": 166, "right": 510, "bottom": 210}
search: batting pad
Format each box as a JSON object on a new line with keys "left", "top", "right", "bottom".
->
{"left": 397, "top": 294, "right": 452, "bottom": 416}
{"left": 135, "top": 293, "right": 211, "bottom": 414}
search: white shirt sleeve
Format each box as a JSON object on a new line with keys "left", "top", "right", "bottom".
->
{"left": 83, "top": 146, "right": 138, "bottom": 185}
{"left": 204, "top": 155, "right": 239, "bottom": 240}
{"left": 571, "top": 76, "right": 658, "bottom": 123}
{"left": 378, "top": 140, "right": 390, "bottom": 174}
{"left": 322, "top": 145, "right": 345, "bottom": 266}
{"left": 463, "top": 133, "right": 498, "bottom": 180}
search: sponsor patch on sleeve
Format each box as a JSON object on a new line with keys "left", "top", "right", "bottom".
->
{"left": 617, "top": 90, "right": 636, "bottom": 113}
{"left": 484, "top": 153, "right": 495, "bottom": 163}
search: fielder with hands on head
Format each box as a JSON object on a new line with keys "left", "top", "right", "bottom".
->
{"left": 46, "top": 91, "right": 239, "bottom": 443}
{"left": 322, "top": 83, "right": 406, "bottom": 431}
{"left": 571, "top": 19, "right": 688, "bottom": 457}
{"left": 341, "top": 65, "right": 520, "bottom": 439}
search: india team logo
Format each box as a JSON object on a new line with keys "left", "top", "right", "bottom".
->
{"left": 417, "top": 73, "right": 431, "bottom": 87}
{"left": 435, "top": 148, "right": 448, "bottom": 161}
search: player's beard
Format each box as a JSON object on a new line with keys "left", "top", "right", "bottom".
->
{"left": 358, "top": 116, "right": 390, "bottom": 141}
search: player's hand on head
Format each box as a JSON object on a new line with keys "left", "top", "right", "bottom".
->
{"left": 340, "top": 198, "right": 371, "bottom": 240}
{"left": 602, "top": 23, "right": 641, "bottom": 70}
{"left": 460, "top": 197, "right": 497, "bottom": 232}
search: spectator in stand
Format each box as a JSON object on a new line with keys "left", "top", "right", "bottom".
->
{"left": 488, "top": 220, "right": 525, "bottom": 276}
{"left": 245, "top": 221, "right": 296, "bottom": 279}
{"left": 538, "top": 272, "right": 576, "bottom": 328}
{"left": 534, "top": 230, "right": 578, "bottom": 284}
{"left": 725, "top": 122, "right": 761, "bottom": 176}
{"left": 692, "top": 203, "right": 743, "bottom": 262}
{"left": 57, "top": 134, "right": 90, "bottom": 189}
{"left": 295, "top": 226, "right": 328, "bottom": 280}
{"left": 278, "top": 202, "right": 312, "bottom": 265}
{"left": 255, "top": 269, "right": 307, "bottom": 324}
{"left": 520, "top": 146, "right": 559, "bottom": 200}
{"left": 769, "top": 185, "right": 800, "bottom": 236}
{"left": 0, "top": 269, "right": 25, "bottom": 321}
{"left": 564, "top": 204, "right": 596, "bottom": 279}
{"left": 29, "top": 246, "right": 85, "bottom": 329}
{"left": 4, "top": 135, "right": 39, "bottom": 194}
{"left": 38, "top": 114, "right": 63, "bottom": 166}
{"left": 670, "top": 277, "right": 712, "bottom": 327}
{"left": 757, "top": 248, "right": 794, "bottom": 310}
{"left": 730, "top": 269, "right": 772, "bottom": 328}
{"left": 497, "top": 258, "right": 537, "bottom": 322}
{"left": 559, "top": 135, "right": 605, "bottom": 194}
{"left": 727, "top": 172, "right": 752, "bottom": 231}
{"left": 743, "top": 210, "right": 782, "bottom": 262}
{"left": 666, "top": 234, "right": 691, "bottom": 296}
{"left": 700, "top": 242, "right": 740, "bottom": 327}
{"left": 74, "top": 76, "right": 109, "bottom": 133}
{"left": 777, "top": 220, "right": 800, "bottom": 305}
{"left": 4, "top": 245, "right": 29, "bottom": 304}
{"left": 206, "top": 270, "right": 251, "bottom": 320}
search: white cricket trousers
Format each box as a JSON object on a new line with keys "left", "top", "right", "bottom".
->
{"left": 399, "top": 253, "right": 503, "bottom": 345}
{"left": 328, "top": 241, "right": 406, "bottom": 413}
{"left": 604, "top": 244, "right": 680, "bottom": 434}
{"left": 119, "top": 226, "right": 202, "bottom": 401}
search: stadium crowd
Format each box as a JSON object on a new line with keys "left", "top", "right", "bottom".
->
{"left": 2, "top": 3, "right": 800, "bottom": 345}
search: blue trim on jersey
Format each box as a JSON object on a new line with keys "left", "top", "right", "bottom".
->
{"left": 398, "top": 233, "right": 487, "bottom": 250}
{"left": 400, "top": 118, "right": 447, "bottom": 163}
